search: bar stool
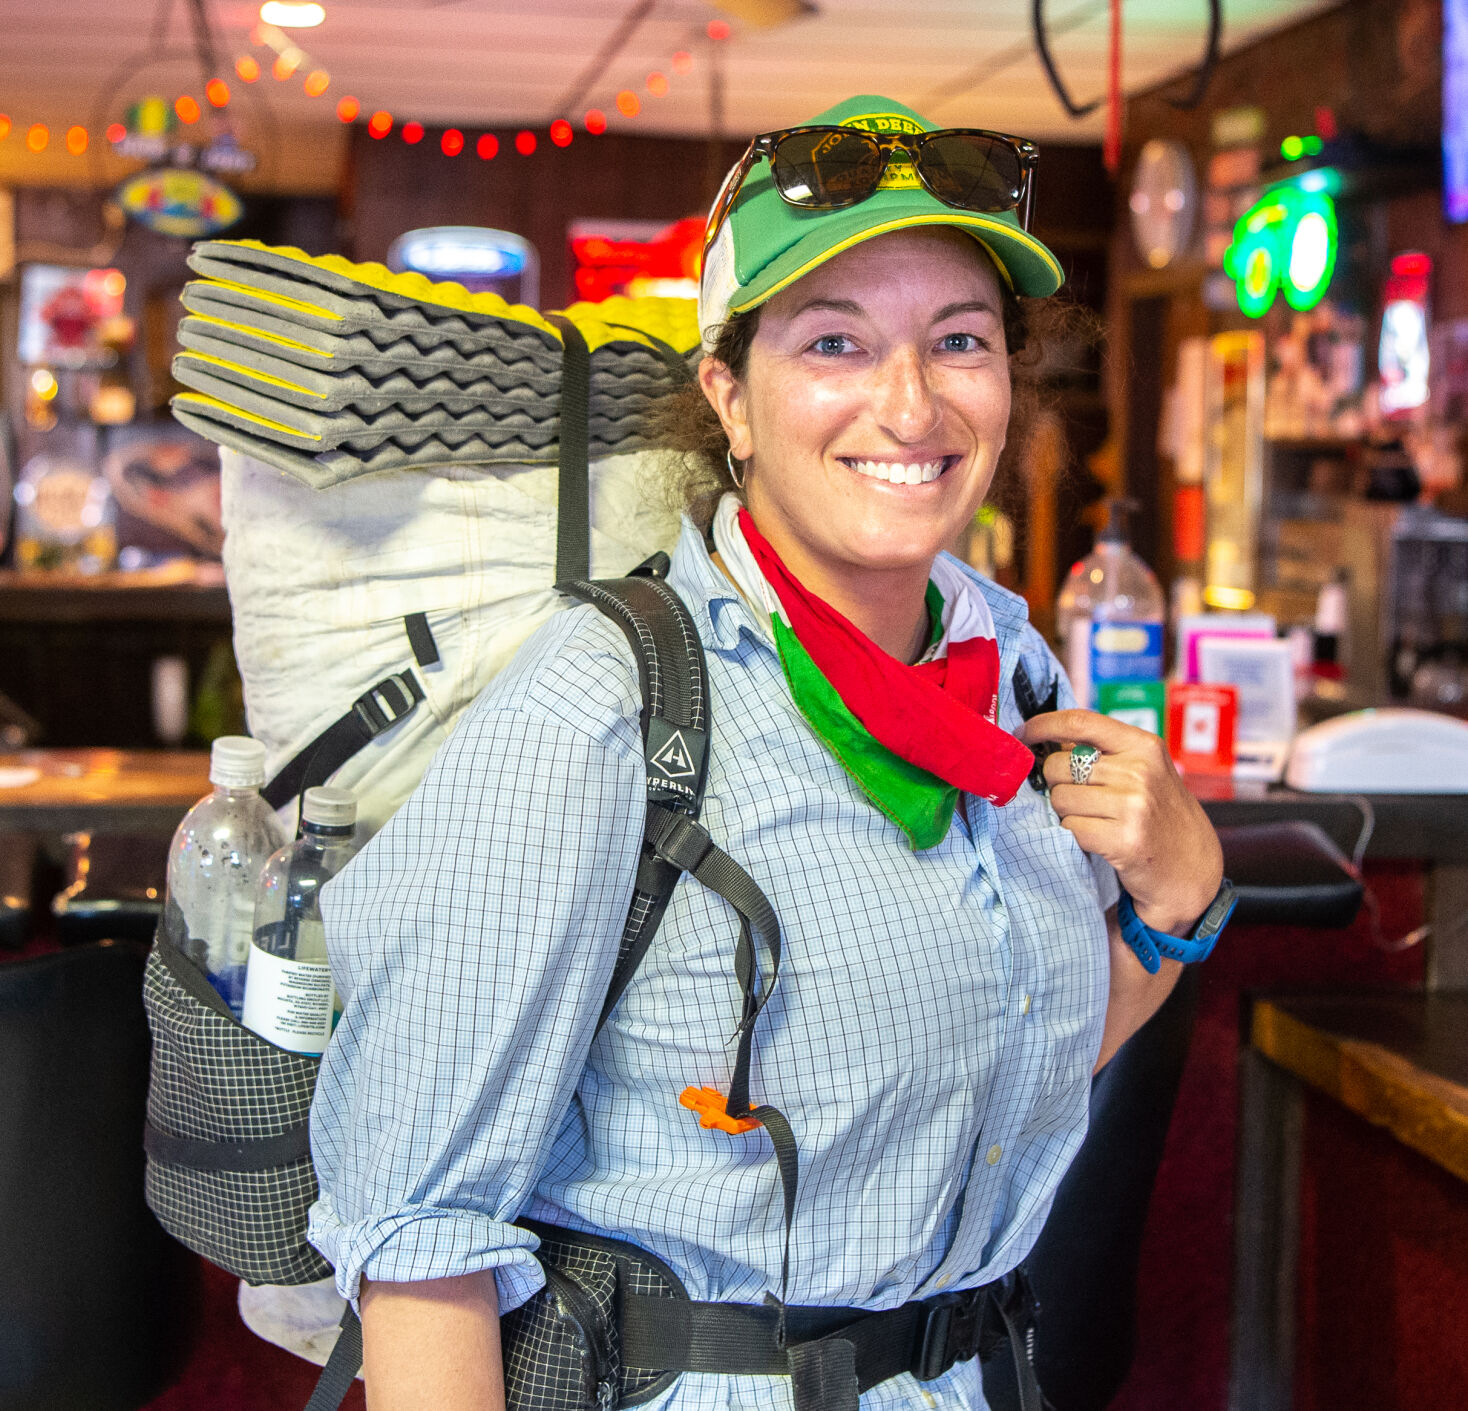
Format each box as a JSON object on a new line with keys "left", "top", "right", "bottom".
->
{"left": 984, "top": 819, "right": 1363, "bottom": 1411}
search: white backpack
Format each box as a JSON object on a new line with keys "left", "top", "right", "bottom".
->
{"left": 167, "top": 244, "right": 697, "bottom": 1361}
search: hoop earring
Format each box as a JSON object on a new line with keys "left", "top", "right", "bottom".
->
{"left": 726, "top": 449, "right": 747, "bottom": 491}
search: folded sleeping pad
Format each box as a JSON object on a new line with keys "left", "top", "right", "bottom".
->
{"left": 171, "top": 238, "right": 700, "bottom": 488}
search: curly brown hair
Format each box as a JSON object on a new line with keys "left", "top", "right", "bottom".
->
{"left": 655, "top": 265, "right": 1077, "bottom": 531}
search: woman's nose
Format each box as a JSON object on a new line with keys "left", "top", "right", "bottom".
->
{"left": 872, "top": 346, "right": 941, "bottom": 444}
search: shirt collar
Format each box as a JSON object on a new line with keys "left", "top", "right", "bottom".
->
{"left": 666, "top": 516, "right": 771, "bottom": 653}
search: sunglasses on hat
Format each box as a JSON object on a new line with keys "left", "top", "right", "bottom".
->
{"left": 703, "top": 125, "right": 1040, "bottom": 262}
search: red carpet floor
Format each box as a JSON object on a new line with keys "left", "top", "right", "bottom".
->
{"left": 1108, "top": 860, "right": 1425, "bottom": 1411}
{"left": 141, "top": 1259, "right": 364, "bottom": 1411}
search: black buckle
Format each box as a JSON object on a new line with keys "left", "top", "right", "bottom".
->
{"left": 352, "top": 672, "right": 423, "bottom": 737}
{"left": 914, "top": 1288, "right": 987, "bottom": 1381}
{"left": 648, "top": 808, "right": 715, "bottom": 875}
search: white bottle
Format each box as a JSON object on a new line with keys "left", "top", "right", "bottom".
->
{"left": 162, "top": 737, "right": 288, "bottom": 1018}
{"left": 1056, "top": 502, "right": 1166, "bottom": 708}
{"left": 241, "top": 787, "right": 359, "bottom": 1056}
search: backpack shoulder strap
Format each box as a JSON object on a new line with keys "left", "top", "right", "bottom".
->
{"left": 560, "top": 553, "right": 712, "bottom": 1032}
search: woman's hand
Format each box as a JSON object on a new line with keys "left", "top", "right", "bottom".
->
{"left": 1021, "top": 709, "right": 1224, "bottom": 936}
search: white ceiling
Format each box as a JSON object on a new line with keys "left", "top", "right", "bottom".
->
{"left": 2, "top": 0, "right": 1341, "bottom": 146}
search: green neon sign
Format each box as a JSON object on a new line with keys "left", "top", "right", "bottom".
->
{"left": 1223, "top": 178, "right": 1339, "bottom": 317}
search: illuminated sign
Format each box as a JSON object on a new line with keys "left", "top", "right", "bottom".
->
{"left": 115, "top": 168, "right": 243, "bottom": 238}
{"left": 1222, "top": 177, "right": 1339, "bottom": 318}
{"left": 386, "top": 226, "right": 538, "bottom": 302}
{"left": 568, "top": 216, "right": 702, "bottom": 303}
{"left": 1379, "top": 251, "right": 1431, "bottom": 416}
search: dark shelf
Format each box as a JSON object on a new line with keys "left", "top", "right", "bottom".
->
{"left": 0, "top": 572, "right": 231, "bottom": 625}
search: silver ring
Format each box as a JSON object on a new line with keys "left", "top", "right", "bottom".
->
{"left": 1069, "top": 744, "right": 1100, "bottom": 785}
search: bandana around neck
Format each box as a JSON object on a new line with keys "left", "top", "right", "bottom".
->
{"left": 711, "top": 495, "right": 1033, "bottom": 848}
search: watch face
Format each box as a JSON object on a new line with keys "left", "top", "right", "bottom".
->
{"left": 1129, "top": 139, "right": 1197, "bottom": 269}
{"left": 1197, "top": 881, "right": 1238, "bottom": 938}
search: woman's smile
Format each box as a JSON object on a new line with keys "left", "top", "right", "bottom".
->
{"left": 836, "top": 453, "right": 962, "bottom": 486}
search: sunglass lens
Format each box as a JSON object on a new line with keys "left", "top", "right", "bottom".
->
{"left": 917, "top": 134, "right": 1025, "bottom": 213}
{"left": 771, "top": 129, "right": 883, "bottom": 207}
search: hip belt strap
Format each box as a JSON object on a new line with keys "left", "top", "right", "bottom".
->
{"left": 620, "top": 1271, "right": 1044, "bottom": 1411}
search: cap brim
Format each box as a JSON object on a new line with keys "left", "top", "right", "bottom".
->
{"left": 728, "top": 197, "right": 1064, "bottom": 314}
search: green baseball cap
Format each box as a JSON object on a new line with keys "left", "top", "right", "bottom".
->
{"left": 698, "top": 94, "right": 1064, "bottom": 344}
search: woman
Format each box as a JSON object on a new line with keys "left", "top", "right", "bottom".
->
{"left": 309, "top": 95, "right": 1227, "bottom": 1411}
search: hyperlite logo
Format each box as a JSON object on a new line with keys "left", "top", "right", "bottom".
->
{"left": 650, "top": 729, "right": 696, "bottom": 780}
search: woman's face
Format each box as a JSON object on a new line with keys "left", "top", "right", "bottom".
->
{"left": 702, "top": 226, "right": 1012, "bottom": 589}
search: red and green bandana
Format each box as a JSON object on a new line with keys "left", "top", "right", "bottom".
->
{"left": 712, "top": 496, "right": 1033, "bottom": 849}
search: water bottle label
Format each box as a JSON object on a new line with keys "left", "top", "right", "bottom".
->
{"left": 1089, "top": 621, "right": 1164, "bottom": 689}
{"left": 241, "top": 948, "right": 336, "bottom": 1056}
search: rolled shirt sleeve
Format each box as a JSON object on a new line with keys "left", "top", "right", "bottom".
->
{"left": 307, "top": 610, "right": 646, "bottom": 1309}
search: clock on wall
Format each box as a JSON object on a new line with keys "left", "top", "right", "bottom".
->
{"left": 1129, "top": 139, "right": 1198, "bottom": 269}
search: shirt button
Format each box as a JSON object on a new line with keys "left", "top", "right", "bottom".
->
{"left": 986, "top": 1143, "right": 1003, "bottom": 1166}
{"left": 1021, "top": 994, "right": 1032, "bottom": 1015}
{"left": 934, "top": 1274, "right": 952, "bottom": 1290}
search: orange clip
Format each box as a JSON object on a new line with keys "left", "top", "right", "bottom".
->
{"left": 679, "top": 1086, "right": 761, "bottom": 1135}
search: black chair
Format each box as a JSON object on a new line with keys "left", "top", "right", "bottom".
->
{"left": 1215, "top": 820, "right": 1363, "bottom": 930}
{"left": 0, "top": 941, "right": 194, "bottom": 1411}
{"left": 984, "top": 820, "right": 1362, "bottom": 1410}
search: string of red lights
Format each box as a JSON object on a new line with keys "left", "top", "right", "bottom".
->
{"left": 0, "top": 19, "right": 733, "bottom": 162}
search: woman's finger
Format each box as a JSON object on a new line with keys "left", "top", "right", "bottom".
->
{"left": 1021, "top": 708, "right": 1156, "bottom": 754}
{"left": 1057, "top": 812, "right": 1120, "bottom": 857}
{"left": 1042, "top": 747, "right": 1125, "bottom": 792}
{"left": 1047, "top": 780, "right": 1127, "bottom": 821}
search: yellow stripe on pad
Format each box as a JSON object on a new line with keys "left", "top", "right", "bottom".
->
{"left": 187, "top": 311, "right": 324, "bottom": 358}
{"left": 173, "top": 392, "right": 323, "bottom": 442}
{"left": 223, "top": 239, "right": 559, "bottom": 335}
{"left": 200, "top": 241, "right": 700, "bottom": 356}
{"left": 203, "top": 275, "right": 341, "bottom": 321}
{"left": 182, "top": 350, "right": 322, "bottom": 398}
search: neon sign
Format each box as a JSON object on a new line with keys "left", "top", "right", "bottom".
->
{"left": 1223, "top": 177, "right": 1338, "bottom": 317}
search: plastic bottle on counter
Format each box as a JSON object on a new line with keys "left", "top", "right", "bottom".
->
{"left": 161, "top": 736, "right": 288, "bottom": 1017}
{"left": 1056, "top": 500, "right": 1166, "bottom": 708}
{"left": 241, "top": 787, "right": 360, "bottom": 1056}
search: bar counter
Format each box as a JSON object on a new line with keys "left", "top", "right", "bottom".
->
{"left": 0, "top": 749, "right": 212, "bottom": 833}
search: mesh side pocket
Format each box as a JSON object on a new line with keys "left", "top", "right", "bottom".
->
{"left": 142, "top": 942, "right": 332, "bottom": 1286}
{"left": 527, "top": 1223, "right": 684, "bottom": 1407}
{"left": 502, "top": 1246, "right": 620, "bottom": 1411}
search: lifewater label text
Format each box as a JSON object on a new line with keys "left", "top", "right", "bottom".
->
{"left": 241, "top": 948, "right": 335, "bottom": 1056}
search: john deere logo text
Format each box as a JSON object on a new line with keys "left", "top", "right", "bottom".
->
{"left": 842, "top": 113, "right": 926, "bottom": 135}
{"left": 840, "top": 113, "right": 924, "bottom": 190}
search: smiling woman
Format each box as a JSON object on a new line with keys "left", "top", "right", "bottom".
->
{"left": 317, "top": 90, "right": 1228, "bottom": 1411}
{"left": 660, "top": 236, "right": 1060, "bottom": 539}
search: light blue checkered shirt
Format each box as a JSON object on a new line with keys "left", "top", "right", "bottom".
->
{"left": 309, "top": 519, "right": 1115, "bottom": 1410}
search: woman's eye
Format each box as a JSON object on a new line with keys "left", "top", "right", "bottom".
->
{"left": 938, "top": 332, "right": 986, "bottom": 353}
{"left": 811, "top": 334, "right": 855, "bottom": 356}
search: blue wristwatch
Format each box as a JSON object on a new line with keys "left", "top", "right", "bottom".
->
{"left": 1117, "top": 881, "right": 1238, "bottom": 974}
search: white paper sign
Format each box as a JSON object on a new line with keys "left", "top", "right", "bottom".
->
{"left": 1198, "top": 636, "right": 1297, "bottom": 744}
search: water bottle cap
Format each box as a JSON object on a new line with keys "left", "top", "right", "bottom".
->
{"left": 301, "top": 786, "right": 357, "bottom": 828}
{"left": 209, "top": 736, "right": 267, "bottom": 788}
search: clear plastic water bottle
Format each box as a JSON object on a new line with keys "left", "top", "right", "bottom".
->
{"left": 162, "top": 737, "right": 288, "bottom": 1017}
{"left": 241, "top": 787, "right": 359, "bottom": 1056}
{"left": 1056, "top": 501, "right": 1166, "bottom": 708}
